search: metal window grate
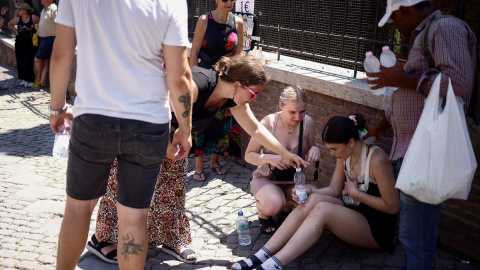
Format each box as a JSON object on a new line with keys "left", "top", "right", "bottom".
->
{"left": 187, "top": 0, "right": 479, "bottom": 78}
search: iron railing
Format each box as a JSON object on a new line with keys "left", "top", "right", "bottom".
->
{"left": 187, "top": 0, "right": 479, "bottom": 78}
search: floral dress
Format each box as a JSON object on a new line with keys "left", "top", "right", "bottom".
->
{"left": 194, "top": 12, "right": 242, "bottom": 160}
{"left": 95, "top": 158, "right": 191, "bottom": 248}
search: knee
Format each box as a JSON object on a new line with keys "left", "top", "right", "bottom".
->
{"left": 303, "top": 194, "right": 330, "bottom": 211}
{"left": 257, "top": 196, "right": 285, "bottom": 216}
{"left": 309, "top": 202, "right": 331, "bottom": 218}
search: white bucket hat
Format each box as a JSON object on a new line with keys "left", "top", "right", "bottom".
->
{"left": 378, "top": 0, "right": 429, "bottom": 27}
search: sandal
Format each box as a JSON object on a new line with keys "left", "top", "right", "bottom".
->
{"left": 86, "top": 234, "right": 118, "bottom": 264}
{"left": 211, "top": 165, "right": 227, "bottom": 175}
{"left": 232, "top": 254, "right": 264, "bottom": 270}
{"left": 192, "top": 171, "right": 206, "bottom": 181}
{"left": 160, "top": 245, "right": 197, "bottom": 264}
{"left": 258, "top": 217, "right": 276, "bottom": 235}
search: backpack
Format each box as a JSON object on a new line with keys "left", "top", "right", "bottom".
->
{"left": 421, "top": 14, "right": 480, "bottom": 178}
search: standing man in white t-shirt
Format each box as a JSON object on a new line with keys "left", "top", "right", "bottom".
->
{"left": 49, "top": 1, "right": 193, "bottom": 269}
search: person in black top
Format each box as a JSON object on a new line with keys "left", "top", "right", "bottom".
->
{"left": 7, "top": 3, "right": 39, "bottom": 87}
{"left": 189, "top": 0, "right": 245, "bottom": 181}
{"left": 233, "top": 114, "right": 398, "bottom": 270}
{"left": 88, "top": 55, "right": 308, "bottom": 265}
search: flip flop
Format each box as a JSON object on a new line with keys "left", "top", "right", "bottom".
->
{"left": 192, "top": 171, "right": 206, "bottom": 181}
{"left": 211, "top": 166, "right": 227, "bottom": 175}
{"left": 160, "top": 245, "right": 197, "bottom": 264}
{"left": 86, "top": 234, "right": 118, "bottom": 264}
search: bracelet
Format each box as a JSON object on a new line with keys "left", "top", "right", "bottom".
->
{"left": 356, "top": 191, "right": 363, "bottom": 201}
{"left": 48, "top": 103, "right": 68, "bottom": 115}
{"left": 0, "top": 15, "right": 5, "bottom": 19}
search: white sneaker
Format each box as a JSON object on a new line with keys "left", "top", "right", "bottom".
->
{"left": 26, "top": 82, "right": 35, "bottom": 88}
{"left": 19, "top": 80, "right": 26, "bottom": 86}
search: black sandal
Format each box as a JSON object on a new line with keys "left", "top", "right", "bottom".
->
{"left": 232, "top": 255, "right": 263, "bottom": 270}
{"left": 258, "top": 217, "right": 276, "bottom": 235}
{"left": 86, "top": 234, "right": 118, "bottom": 264}
{"left": 160, "top": 245, "right": 197, "bottom": 264}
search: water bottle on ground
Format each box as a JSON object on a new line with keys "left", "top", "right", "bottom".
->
{"left": 379, "top": 46, "right": 398, "bottom": 94}
{"left": 52, "top": 119, "right": 71, "bottom": 158}
{"left": 236, "top": 210, "right": 251, "bottom": 246}
{"left": 294, "top": 168, "right": 307, "bottom": 204}
{"left": 363, "top": 51, "right": 386, "bottom": 96}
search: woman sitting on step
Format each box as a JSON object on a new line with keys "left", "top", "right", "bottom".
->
{"left": 233, "top": 114, "right": 399, "bottom": 270}
{"left": 245, "top": 85, "right": 320, "bottom": 234}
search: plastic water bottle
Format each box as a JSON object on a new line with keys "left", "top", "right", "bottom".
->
{"left": 363, "top": 51, "right": 386, "bottom": 96}
{"left": 236, "top": 210, "right": 251, "bottom": 246}
{"left": 52, "top": 119, "right": 71, "bottom": 158}
{"left": 294, "top": 168, "right": 307, "bottom": 204}
{"left": 379, "top": 46, "right": 398, "bottom": 94}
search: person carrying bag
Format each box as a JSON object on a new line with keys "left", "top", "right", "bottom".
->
{"left": 396, "top": 74, "right": 477, "bottom": 204}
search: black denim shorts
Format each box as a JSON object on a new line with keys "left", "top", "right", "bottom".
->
{"left": 66, "top": 114, "right": 169, "bottom": 208}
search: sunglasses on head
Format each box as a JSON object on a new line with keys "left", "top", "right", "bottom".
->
{"left": 241, "top": 83, "right": 260, "bottom": 101}
{"left": 221, "top": 0, "right": 234, "bottom": 2}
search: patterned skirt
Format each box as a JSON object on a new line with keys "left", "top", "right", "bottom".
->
{"left": 192, "top": 108, "right": 242, "bottom": 159}
{"left": 95, "top": 157, "right": 191, "bottom": 248}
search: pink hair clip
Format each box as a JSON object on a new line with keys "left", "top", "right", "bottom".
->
{"left": 349, "top": 115, "right": 357, "bottom": 126}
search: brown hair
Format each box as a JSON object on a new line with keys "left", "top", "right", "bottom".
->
{"left": 214, "top": 55, "right": 269, "bottom": 86}
{"left": 279, "top": 85, "right": 307, "bottom": 105}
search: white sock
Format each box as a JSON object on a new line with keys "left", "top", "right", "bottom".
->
{"left": 258, "top": 256, "right": 284, "bottom": 270}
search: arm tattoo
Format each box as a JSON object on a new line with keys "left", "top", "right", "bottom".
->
{"left": 120, "top": 232, "right": 144, "bottom": 261}
{"left": 178, "top": 93, "right": 191, "bottom": 118}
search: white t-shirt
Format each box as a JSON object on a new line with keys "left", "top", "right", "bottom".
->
{"left": 56, "top": 0, "right": 189, "bottom": 124}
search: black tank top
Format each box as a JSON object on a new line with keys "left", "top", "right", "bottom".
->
{"left": 16, "top": 15, "right": 35, "bottom": 44}
{"left": 199, "top": 12, "right": 238, "bottom": 68}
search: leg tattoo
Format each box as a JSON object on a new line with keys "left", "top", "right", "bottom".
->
{"left": 120, "top": 232, "right": 144, "bottom": 261}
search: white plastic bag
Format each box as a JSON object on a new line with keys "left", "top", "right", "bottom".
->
{"left": 396, "top": 74, "right": 477, "bottom": 204}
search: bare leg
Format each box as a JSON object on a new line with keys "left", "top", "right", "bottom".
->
{"left": 56, "top": 195, "right": 98, "bottom": 270}
{"left": 117, "top": 203, "right": 149, "bottom": 270}
{"left": 210, "top": 153, "right": 226, "bottom": 174}
{"left": 263, "top": 194, "right": 343, "bottom": 254}
{"left": 193, "top": 155, "right": 205, "bottom": 181}
{"left": 40, "top": 59, "right": 49, "bottom": 84}
{"left": 274, "top": 202, "right": 380, "bottom": 265}
{"left": 34, "top": 58, "right": 42, "bottom": 82}
{"left": 253, "top": 181, "right": 288, "bottom": 233}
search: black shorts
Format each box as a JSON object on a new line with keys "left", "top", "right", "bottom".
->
{"left": 66, "top": 114, "right": 169, "bottom": 208}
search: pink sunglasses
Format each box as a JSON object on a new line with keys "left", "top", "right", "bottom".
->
{"left": 241, "top": 83, "right": 260, "bottom": 101}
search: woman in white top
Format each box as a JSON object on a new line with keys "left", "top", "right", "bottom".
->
{"left": 245, "top": 86, "right": 320, "bottom": 234}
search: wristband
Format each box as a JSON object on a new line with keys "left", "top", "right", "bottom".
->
{"left": 0, "top": 15, "right": 5, "bottom": 18}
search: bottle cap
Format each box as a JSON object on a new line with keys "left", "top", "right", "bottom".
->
{"left": 365, "top": 51, "right": 373, "bottom": 57}
{"left": 296, "top": 167, "right": 301, "bottom": 172}
{"left": 238, "top": 210, "right": 243, "bottom": 216}
{"left": 382, "top": 46, "right": 390, "bottom": 52}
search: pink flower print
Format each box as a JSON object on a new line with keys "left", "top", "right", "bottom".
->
{"left": 225, "top": 32, "right": 238, "bottom": 51}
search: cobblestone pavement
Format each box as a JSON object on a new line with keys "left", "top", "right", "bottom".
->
{"left": 1, "top": 62, "right": 479, "bottom": 270}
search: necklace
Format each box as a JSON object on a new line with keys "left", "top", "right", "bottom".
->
{"left": 280, "top": 113, "right": 294, "bottom": 134}
{"left": 350, "top": 153, "right": 361, "bottom": 171}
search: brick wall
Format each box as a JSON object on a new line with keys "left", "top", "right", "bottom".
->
{"left": 240, "top": 79, "right": 480, "bottom": 261}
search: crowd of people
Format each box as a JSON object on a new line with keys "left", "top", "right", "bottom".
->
{"left": 0, "top": 0, "right": 56, "bottom": 90}
{"left": 0, "top": 0, "right": 473, "bottom": 269}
